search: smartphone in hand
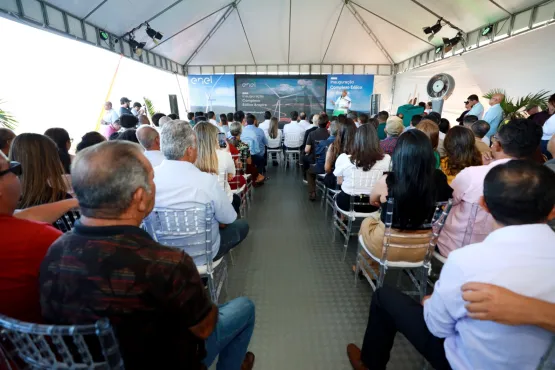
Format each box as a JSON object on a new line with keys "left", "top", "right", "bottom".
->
{"left": 218, "top": 132, "right": 227, "bottom": 148}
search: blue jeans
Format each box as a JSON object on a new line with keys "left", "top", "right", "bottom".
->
{"left": 203, "top": 297, "right": 256, "bottom": 370}
{"left": 215, "top": 219, "right": 249, "bottom": 261}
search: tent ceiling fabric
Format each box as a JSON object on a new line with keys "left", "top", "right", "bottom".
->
{"left": 44, "top": 0, "right": 541, "bottom": 66}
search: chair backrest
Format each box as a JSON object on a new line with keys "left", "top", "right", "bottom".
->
{"left": 462, "top": 202, "right": 480, "bottom": 248}
{"left": 0, "top": 315, "right": 124, "bottom": 369}
{"left": 53, "top": 210, "right": 81, "bottom": 233}
{"left": 142, "top": 204, "right": 213, "bottom": 268}
{"left": 380, "top": 198, "right": 453, "bottom": 265}
{"left": 348, "top": 169, "right": 385, "bottom": 212}
{"left": 284, "top": 132, "right": 304, "bottom": 148}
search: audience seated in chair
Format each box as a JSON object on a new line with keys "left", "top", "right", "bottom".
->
{"left": 437, "top": 118, "right": 543, "bottom": 257}
{"left": 75, "top": 131, "right": 106, "bottom": 153}
{"left": 194, "top": 122, "right": 241, "bottom": 216}
{"left": 228, "top": 122, "right": 263, "bottom": 184}
{"left": 9, "top": 133, "right": 73, "bottom": 208}
{"left": 334, "top": 124, "right": 391, "bottom": 213}
{"left": 0, "top": 152, "right": 78, "bottom": 323}
{"left": 241, "top": 114, "right": 267, "bottom": 176}
{"left": 440, "top": 126, "right": 482, "bottom": 184}
{"left": 0, "top": 128, "right": 16, "bottom": 157}
{"left": 283, "top": 111, "right": 305, "bottom": 151}
{"left": 44, "top": 127, "right": 73, "bottom": 174}
{"left": 136, "top": 125, "right": 165, "bottom": 167}
{"left": 379, "top": 116, "right": 404, "bottom": 155}
{"left": 359, "top": 129, "right": 452, "bottom": 267}
{"left": 302, "top": 114, "right": 329, "bottom": 191}
{"left": 347, "top": 159, "right": 555, "bottom": 370}
{"left": 416, "top": 119, "right": 441, "bottom": 169}
{"left": 258, "top": 111, "right": 272, "bottom": 133}
{"left": 324, "top": 120, "right": 356, "bottom": 189}
{"left": 39, "top": 141, "right": 256, "bottom": 370}
{"left": 154, "top": 120, "right": 249, "bottom": 266}
{"left": 307, "top": 121, "right": 337, "bottom": 200}
{"left": 266, "top": 117, "right": 283, "bottom": 166}
{"left": 471, "top": 120, "right": 492, "bottom": 154}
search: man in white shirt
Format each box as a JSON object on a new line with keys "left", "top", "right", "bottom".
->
{"left": 330, "top": 90, "right": 351, "bottom": 116}
{"left": 283, "top": 111, "right": 305, "bottom": 149}
{"left": 298, "top": 112, "right": 311, "bottom": 130}
{"left": 136, "top": 125, "right": 164, "bottom": 167}
{"left": 258, "top": 111, "right": 272, "bottom": 133}
{"left": 466, "top": 94, "right": 484, "bottom": 119}
{"left": 347, "top": 160, "right": 555, "bottom": 370}
{"left": 101, "top": 101, "right": 119, "bottom": 125}
{"left": 207, "top": 111, "right": 219, "bottom": 128}
{"left": 154, "top": 120, "right": 249, "bottom": 266}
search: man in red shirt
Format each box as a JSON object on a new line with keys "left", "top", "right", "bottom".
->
{"left": 0, "top": 152, "right": 66, "bottom": 323}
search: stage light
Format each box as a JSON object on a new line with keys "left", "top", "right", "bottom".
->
{"left": 442, "top": 32, "right": 464, "bottom": 53}
{"left": 146, "top": 24, "right": 163, "bottom": 45}
{"left": 482, "top": 24, "right": 493, "bottom": 36}
{"left": 129, "top": 38, "right": 146, "bottom": 56}
{"left": 99, "top": 30, "right": 109, "bottom": 41}
{"left": 423, "top": 19, "right": 443, "bottom": 41}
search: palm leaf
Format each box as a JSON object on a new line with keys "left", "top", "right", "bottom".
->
{"left": 0, "top": 100, "right": 17, "bottom": 130}
{"left": 143, "top": 97, "right": 157, "bottom": 118}
{"left": 483, "top": 89, "right": 552, "bottom": 120}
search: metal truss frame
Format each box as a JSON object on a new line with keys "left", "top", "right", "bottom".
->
{"left": 184, "top": 64, "right": 393, "bottom": 76}
{"left": 395, "top": 0, "right": 555, "bottom": 74}
{"left": 0, "top": 0, "right": 184, "bottom": 76}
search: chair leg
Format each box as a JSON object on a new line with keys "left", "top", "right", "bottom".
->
{"left": 418, "top": 266, "right": 429, "bottom": 300}
{"left": 207, "top": 273, "right": 217, "bottom": 303}
{"left": 342, "top": 217, "right": 352, "bottom": 261}
{"left": 377, "top": 263, "right": 387, "bottom": 289}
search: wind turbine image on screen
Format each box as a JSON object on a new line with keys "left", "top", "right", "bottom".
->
{"left": 265, "top": 83, "right": 301, "bottom": 119}
{"left": 205, "top": 75, "right": 224, "bottom": 113}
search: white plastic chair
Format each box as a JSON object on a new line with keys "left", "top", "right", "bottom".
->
{"left": 143, "top": 204, "right": 227, "bottom": 303}
{"left": 266, "top": 130, "right": 284, "bottom": 167}
{"left": 0, "top": 314, "right": 124, "bottom": 369}
{"left": 53, "top": 209, "right": 81, "bottom": 233}
{"left": 283, "top": 132, "right": 304, "bottom": 168}
{"left": 332, "top": 168, "right": 384, "bottom": 261}
{"left": 355, "top": 198, "right": 453, "bottom": 300}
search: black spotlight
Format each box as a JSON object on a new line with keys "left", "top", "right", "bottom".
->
{"left": 443, "top": 32, "right": 463, "bottom": 53}
{"left": 129, "top": 39, "right": 146, "bottom": 56}
{"left": 146, "top": 24, "right": 163, "bottom": 44}
{"left": 99, "top": 30, "right": 109, "bottom": 41}
{"left": 482, "top": 24, "right": 493, "bottom": 37}
{"left": 423, "top": 19, "right": 443, "bottom": 41}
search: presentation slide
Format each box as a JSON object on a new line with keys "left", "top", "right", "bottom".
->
{"left": 235, "top": 76, "right": 327, "bottom": 122}
{"left": 188, "top": 74, "right": 236, "bottom": 117}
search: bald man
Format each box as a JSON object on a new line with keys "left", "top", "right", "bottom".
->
{"left": 136, "top": 125, "right": 164, "bottom": 167}
{"left": 138, "top": 114, "right": 150, "bottom": 126}
{"left": 483, "top": 93, "right": 505, "bottom": 138}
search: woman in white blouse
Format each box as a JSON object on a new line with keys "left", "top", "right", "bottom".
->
{"left": 193, "top": 122, "right": 240, "bottom": 214}
{"left": 333, "top": 124, "right": 391, "bottom": 213}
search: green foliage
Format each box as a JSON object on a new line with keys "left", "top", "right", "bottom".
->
{"left": 143, "top": 97, "right": 157, "bottom": 118}
{"left": 0, "top": 100, "right": 17, "bottom": 130}
{"left": 483, "top": 89, "right": 551, "bottom": 120}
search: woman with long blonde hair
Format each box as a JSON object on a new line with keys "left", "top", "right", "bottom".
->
{"left": 194, "top": 122, "right": 240, "bottom": 214}
{"left": 9, "top": 133, "right": 72, "bottom": 208}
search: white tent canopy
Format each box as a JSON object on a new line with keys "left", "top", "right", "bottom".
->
{"left": 37, "top": 0, "right": 543, "bottom": 66}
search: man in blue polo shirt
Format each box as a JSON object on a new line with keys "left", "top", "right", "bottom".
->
{"left": 241, "top": 114, "right": 267, "bottom": 175}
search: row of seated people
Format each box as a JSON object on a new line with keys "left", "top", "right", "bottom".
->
{"left": 0, "top": 120, "right": 258, "bottom": 369}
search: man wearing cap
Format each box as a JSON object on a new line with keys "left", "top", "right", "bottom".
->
{"left": 466, "top": 94, "right": 484, "bottom": 119}
{"left": 380, "top": 117, "right": 404, "bottom": 155}
{"left": 120, "top": 97, "right": 133, "bottom": 116}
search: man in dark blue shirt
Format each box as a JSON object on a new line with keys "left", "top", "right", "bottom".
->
{"left": 119, "top": 97, "right": 133, "bottom": 116}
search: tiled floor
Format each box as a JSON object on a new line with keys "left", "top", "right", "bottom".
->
{"left": 221, "top": 166, "right": 425, "bottom": 370}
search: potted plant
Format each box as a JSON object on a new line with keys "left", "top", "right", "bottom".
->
{"left": 483, "top": 89, "right": 551, "bottom": 121}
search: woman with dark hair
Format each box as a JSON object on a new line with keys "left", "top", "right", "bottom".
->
{"left": 333, "top": 124, "right": 391, "bottom": 213}
{"left": 9, "top": 134, "right": 73, "bottom": 208}
{"left": 359, "top": 129, "right": 452, "bottom": 262}
{"left": 76, "top": 132, "right": 106, "bottom": 153}
{"left": 440, "top": 126, "right": 482, "bottom": 184}
{"left": 44, "top": 128, "right": 72, "bottom": 174}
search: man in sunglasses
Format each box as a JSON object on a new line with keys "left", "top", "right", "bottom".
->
{"left": 0, "top": 152, "right": 76, "bottom": 324}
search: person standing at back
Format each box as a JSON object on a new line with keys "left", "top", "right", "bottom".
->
{"left": 207, "top": 111, "right": 218, "bottom": 127}
{"left": 483, "top": 93, "right": 505, "bottom": 138}
{"left": 466, "top": 94, "right": 484, "bottom": 119}
{"left": 119, "top": 97, "right": 133, "bottom": 116}
{"left": 100, "top": 101, "right": 120, "bottom": 139}
{"left": 219, "top": 113, "right": 231, "bottom": 135}
{"left": 259, "top": 111, "right": 272, "bottom": 133}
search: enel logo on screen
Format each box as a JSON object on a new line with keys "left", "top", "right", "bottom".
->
{"left": 241, "top": 82, "right": 256, "bottom": 88}
{"left": 190, "top": 76, "right": 213, "bottom": 85}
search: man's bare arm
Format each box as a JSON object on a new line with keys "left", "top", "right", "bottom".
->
{"left": 15, "top": 198, "right": 79, "bottom": 223}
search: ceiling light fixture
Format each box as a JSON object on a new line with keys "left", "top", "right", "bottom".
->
{"left": 145, "top": 23, "right": 163, "bottom": 45}
{"left": 482, "top": 24, "right": 494, "bottom": 37}
{"left": 99, "top": 30, "right": 109, "bottom": 41}
{"left": 423, "top": 19, "right": 443, "bottom": 41}
{"left": 442, "top": 32, "right": 464, "bottom": 53}
{"left": 128, "top": 34, "right": 146, "bottom": 57}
